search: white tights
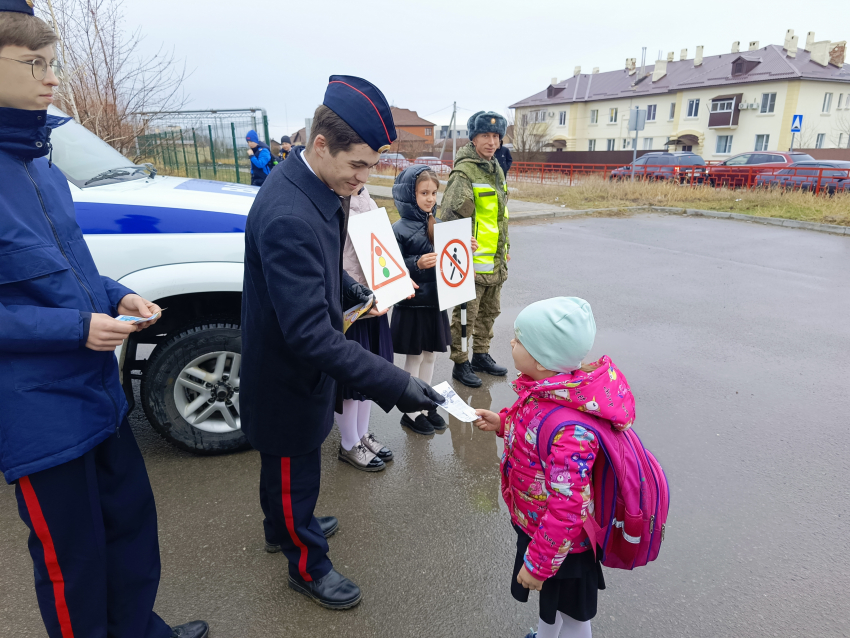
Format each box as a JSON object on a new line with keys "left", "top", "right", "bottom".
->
{"left": 536, "top": 613, "right": 592, "bottom": 638}
{"left": 403, "top": 351, "right": 437, "bottom": 419}
{"left": 334, "top": 399, "right": 373, "bottom": 451}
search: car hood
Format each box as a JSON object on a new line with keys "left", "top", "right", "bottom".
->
{"left": 71, "top": 176, "right": 257, "bottom": 235}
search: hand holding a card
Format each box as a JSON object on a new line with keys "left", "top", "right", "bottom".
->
{"left": 116, "top": 294, "right": 162, "bottom": 330}
{"left": 473, "top": 409, "right": 501, "bottom": 432}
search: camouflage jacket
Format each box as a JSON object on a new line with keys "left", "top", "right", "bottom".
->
{"left": 440, "top": 143, "right": 510, "bottom": 286}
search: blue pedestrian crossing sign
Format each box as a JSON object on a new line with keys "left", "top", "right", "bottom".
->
{"left": 791, "top": 115, "right": 803, "bottom": 133}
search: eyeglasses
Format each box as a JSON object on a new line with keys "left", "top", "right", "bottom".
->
{"left": 0, "top": 57, "right": 64, "bottom": 81}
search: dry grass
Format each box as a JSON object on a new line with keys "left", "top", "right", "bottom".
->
{"left": 372, "top": 196, "right": 400, "bottom": 223}
{"left": 510, "top": 177, "right": 850, "bottom": 226}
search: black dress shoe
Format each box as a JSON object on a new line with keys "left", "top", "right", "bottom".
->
{"left": 425, "top": 408, "right": 447, "bottom": 430}
{"left": 170, "top": 621, "right": 209, "bottom": 638}
{"left": 452, "top": 361, "right": 482, "bottom": 387}
{"left": 400, "top": 413, "right": 435, "bottom": 435}
{"left": 288, "top": 568, "right": 362, "bottom": 610}
{"left": 265, "top": 516, "right": 339, "bottom": 553}
{"left": 471, "top": 353, "right": 508, "bottom": 376}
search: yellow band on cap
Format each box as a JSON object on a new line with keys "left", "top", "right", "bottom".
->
{"left": 378, "top": 144, "right": 391, "bottom": 153}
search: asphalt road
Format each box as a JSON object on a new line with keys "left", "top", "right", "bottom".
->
{"left": 2, "top": 213, "right": 849, "bottom": 638}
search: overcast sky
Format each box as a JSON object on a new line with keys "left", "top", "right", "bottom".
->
{"left": 122, "top": 0, "right": 849, "bottom": 142}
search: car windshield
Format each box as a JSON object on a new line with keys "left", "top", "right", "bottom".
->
{"left": 48, "top": 106, "right": 148, "bottom": 188}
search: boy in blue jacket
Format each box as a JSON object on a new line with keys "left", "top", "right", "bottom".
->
{"left": 0, "top": 3, "right": 207, "bottom": 637}
{"left": 246, "top": 129, "right": 273, "bottom": 186}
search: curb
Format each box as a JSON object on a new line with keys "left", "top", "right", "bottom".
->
{"left": 511, "top": 205, "right": 849, "bottom": 236}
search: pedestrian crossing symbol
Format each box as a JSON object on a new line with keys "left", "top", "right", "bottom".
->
{"left": 791, "top": 114, "right": 803, "bottom": 133}
{"left": 370, "top": 233, "right": 406, "bottom": 289}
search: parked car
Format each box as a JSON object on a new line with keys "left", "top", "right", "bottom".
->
{"left": 608, "top": 152, "right": 706, "bottom": 183}
{"left": 791, "top": 161, "right": 850, "bottom": 192}
{"left": 49, "top": 106, "right": 254, "bottom": 455}
{"left": 413, "top": 155, "right": 452, "bottom": 174}
{"left": 705, "top": 151, "right": 815, "bottom": 187}
{"left": 378, "top": 152, "right": 411, "bottom": 170}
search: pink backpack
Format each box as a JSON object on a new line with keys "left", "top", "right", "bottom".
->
{"left": 537, "top": 406, "right": 670, "bottom": 569}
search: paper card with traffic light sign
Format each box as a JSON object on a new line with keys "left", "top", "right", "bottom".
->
{"left": 347, "top": 208, "right": 415, "bottom": 312}
{"left": 434, "top": 218, "right": 476, "bottom": 311}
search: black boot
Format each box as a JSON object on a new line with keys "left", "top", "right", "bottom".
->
{"left": 288, "top": 568, "right": 362, "bottom": 610}
{"left": 452, "top": 361, "right": 482, "bottom": 387}
{"left": 170, "top": 621, "right": 209, "bottom": 638}
{"left": 425, "top": 408, "right": 447, "bottom": 430}
{"left": 265, "top": 516, "right": 338, "bottom": 553}
{"left": 471, "top": 353, "right": 508, "bottom": 377}
{"left": 400, "top": 413, "right": 435, "bottom": 435}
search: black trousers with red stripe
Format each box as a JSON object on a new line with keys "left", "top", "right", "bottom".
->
{"left": 13, "top": 420, "right": 171, "bottom": 638}
{"left": 259, "top": 448, "right": 332, "bottom": 582}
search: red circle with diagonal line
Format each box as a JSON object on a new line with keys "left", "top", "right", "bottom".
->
{"left": 440, "top": 239, "right": 470, "bottom": 288}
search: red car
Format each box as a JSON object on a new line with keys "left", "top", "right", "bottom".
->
{"left": 705, "top": 151, "right": 815, "bottom": 188}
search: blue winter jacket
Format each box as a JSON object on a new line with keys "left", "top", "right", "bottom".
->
{"left": 249, "top": 143, "right": 273, "bottom": 178}
{"left": 0, "top": 108, "right": 133, "bottom": 483}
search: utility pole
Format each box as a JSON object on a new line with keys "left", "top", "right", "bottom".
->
{"left": 438, "top": 101, "right": 458, "bottom": 164}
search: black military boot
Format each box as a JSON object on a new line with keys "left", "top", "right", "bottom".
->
{"left": 452, "top": 361, "right": 482, "bottom": 388}
{"left": 288, "top": 568, "right": 362, "bottom": 610}
{"left": 170, "top": 621, "right": 209, "bottom": 638}
{"left": 471, "top": 353, "right": 508, "bottom": 377}
{"left": 265, "top": 516, "right": 339, "bottom": 552}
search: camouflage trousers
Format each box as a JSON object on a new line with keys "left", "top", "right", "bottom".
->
{"left": 450, "top": 283, "right": 503, "bottom": 364}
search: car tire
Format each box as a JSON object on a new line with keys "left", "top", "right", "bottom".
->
{"left": 141, "top": 318, "right": 250, "bottom": 455}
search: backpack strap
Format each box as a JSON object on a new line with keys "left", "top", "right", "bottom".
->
{"left": 535, "top": 406, "right": 604, "bottom": 559}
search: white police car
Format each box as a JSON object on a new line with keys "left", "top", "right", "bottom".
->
{"left": 50, "top": 107, "right": 254, "bottom": 454}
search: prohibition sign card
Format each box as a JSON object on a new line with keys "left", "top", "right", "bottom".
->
{"left": 347, "top": 208, "right": 414, "bottom": 312}
{"left": 434, "top": 218, "right": 476, "bottom": 311}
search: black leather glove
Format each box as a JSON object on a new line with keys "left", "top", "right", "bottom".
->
{"left": 395, "top": 376, "right": 441, "bottom": 413}
{"left": 343, "top": 280, "right": 373, "bottom": 309}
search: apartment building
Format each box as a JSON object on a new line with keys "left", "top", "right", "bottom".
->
{"left": 390, "top": 108, "right": 435, "bottom": 144}
{"left": 510, "top": 30, "right": 850, "bottom": 159}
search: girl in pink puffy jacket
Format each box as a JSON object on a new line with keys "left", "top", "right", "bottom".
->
{"left": 474, "top": 297, "right": 635, "bottom": 638}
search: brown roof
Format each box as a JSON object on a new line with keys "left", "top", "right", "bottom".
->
{"left": 511, "top": 44, "right": 850, "bottom": 108}
{"left": 390, "top": 107, "right": 435, "bottom": 127}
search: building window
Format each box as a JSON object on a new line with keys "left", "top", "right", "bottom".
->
{"left": 716, "top": 135, "right": 733, "bottom": 154}
{"left": 521, "top": 113, "right": 528, "bottom": 126}
{"left": 840, "top": 133, "right": 845, "bottom": 148}
{"left": 823, "top": 93, "right": 833, "bottom": 113}
{"left": 643, "top": 138, "right": 653, "bottom": 150}
{"left": 646, "top": 104, "right": 657, "bottom": 121}
{"left": 424, "top": 128, "right": 432, "bottom": 136}
{"left": 760, "top": 93, "right": 776, "bottom": 114}
{"left": 733, "top": 62, "right": 744, "bottom": 75}
{"left": 609, "top": 108, "right": 618, "bottom": 123}
{"left": 623, "top": 138, "right": 631, "bottom": 149}
{"left": 687, "top": 99, "right": 700, "bottom": 118}
{"left": 559, "top": 111, "right": 567, "bottom": 126}
{"left": 816, "top": 133, "right": 826, "bottom": 148}
{"left": 606, "top": 138, "right": 616, "bottom": 151}
{"left": 590, "top": 109, "right": 598, "bottom": 124}
{"left": 839, "top": 94, "right": 845, "bottom": 109}
{"left": 588, "top": 139, "right": 596, "bottom": 151}
{"left": 711, "top": 99, "right": 734, "bottom": 113}
{"left": 669, "top": 103, "right": 676, "bottom": 120}
{"left": 754, "top": 134, "right": 769, "bottom": 151}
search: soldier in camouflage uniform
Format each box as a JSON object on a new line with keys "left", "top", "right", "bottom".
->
{"left": 440, "top": 111, "right": 510, "bottom": 387}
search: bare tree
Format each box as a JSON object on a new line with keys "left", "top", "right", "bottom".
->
{"left": 38, "top": 0, "right": 189, "bottom": 157}
{"left": 507, "top": 108, "right": 552, "bottom": 162}
{"left": 830, "top": 113, "right": 850, "bottom": 148}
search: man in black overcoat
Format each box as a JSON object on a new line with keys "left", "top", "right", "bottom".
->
{"left": 241, "top": 75, "right": 440, "bottom": 610}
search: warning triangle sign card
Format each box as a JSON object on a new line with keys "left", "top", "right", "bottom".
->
{"left": 347, "top": 207, "right": 414, "bottom": 311}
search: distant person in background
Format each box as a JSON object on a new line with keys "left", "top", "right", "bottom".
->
{"left": 245, "top": 129, "right": 274, "bottom": 187}
{"left": 279, "top": 135, "right": 291, "bottom": 161}
{"left": 494, "top": 140, "right": 513, "bottom": 178}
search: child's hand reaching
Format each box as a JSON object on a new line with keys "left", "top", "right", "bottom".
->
{"left": 473, "top": 409, "right": 500, "bottom": 432}
{"left": 517, "top": 565, "right": 545, "bottom": 591}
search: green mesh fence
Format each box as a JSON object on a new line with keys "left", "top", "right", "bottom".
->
{"left": 134, "top": 109, "right": 271, "bottom": 185}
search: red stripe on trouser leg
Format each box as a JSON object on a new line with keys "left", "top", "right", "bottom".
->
{"left": 19, "top": 476, "right": 75, "bottom": 638}
{"left": 280, "top": 458, "right": 312, "bottom": 582}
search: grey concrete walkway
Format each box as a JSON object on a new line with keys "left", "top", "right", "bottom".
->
{"left": 367, "top": 181, "right": 564, "bottom": 214}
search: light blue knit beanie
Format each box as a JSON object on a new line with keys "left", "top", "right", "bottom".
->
{"left": 514, "top": 297, "right": 596, "bottom": 373}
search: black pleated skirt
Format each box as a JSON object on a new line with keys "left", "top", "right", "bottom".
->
{"left": 510, "top": 525, "right": 605, "bottom": 624}
{"left": 339, "top": 314, "right": 394, "bottom": 401}
{"left": 390, "top": 305, "right": 451, "bottom": 355}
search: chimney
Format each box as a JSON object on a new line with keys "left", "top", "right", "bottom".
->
{"left": 731, "top": 41, "right": 740, "bottom": 53}
{"left": 551, "top": 77, "right": 558, "bottom": 85}
{"left": 830, "top": 41, "right": 847, "bottom": 67}
{"left": 784, "top": 29, "right": 795, "bottom": 49}
{"left": 695, "top": 45, "right": 704, "bottom": 66}
{"left": 810, "top": 40, "right": 830, "bottom": 66}
{"left": 805, "top": 31, "right": 815, "bottom": 52}
{"left": 666, "top": 51, "right": 675, "bottom": 62}
{"left": 680, "top": 48, "right": 688, "bottom": 61}
{"left": 652, "top": 59, "right": 668, "bottom": 82}
{"left": 748, "top": 40, "right": 759, "bottom": 51}
{"left": 626, "top": 57, "right": 636, "bottom": 75}
{"left": 573, "top": 66, "right": 581, "bottom": 76}
{"left": 787, "top": 35, "right": 798, "bottom": 58}
{"left": 592, "top": 67, "right": 599, "bottom": 74}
